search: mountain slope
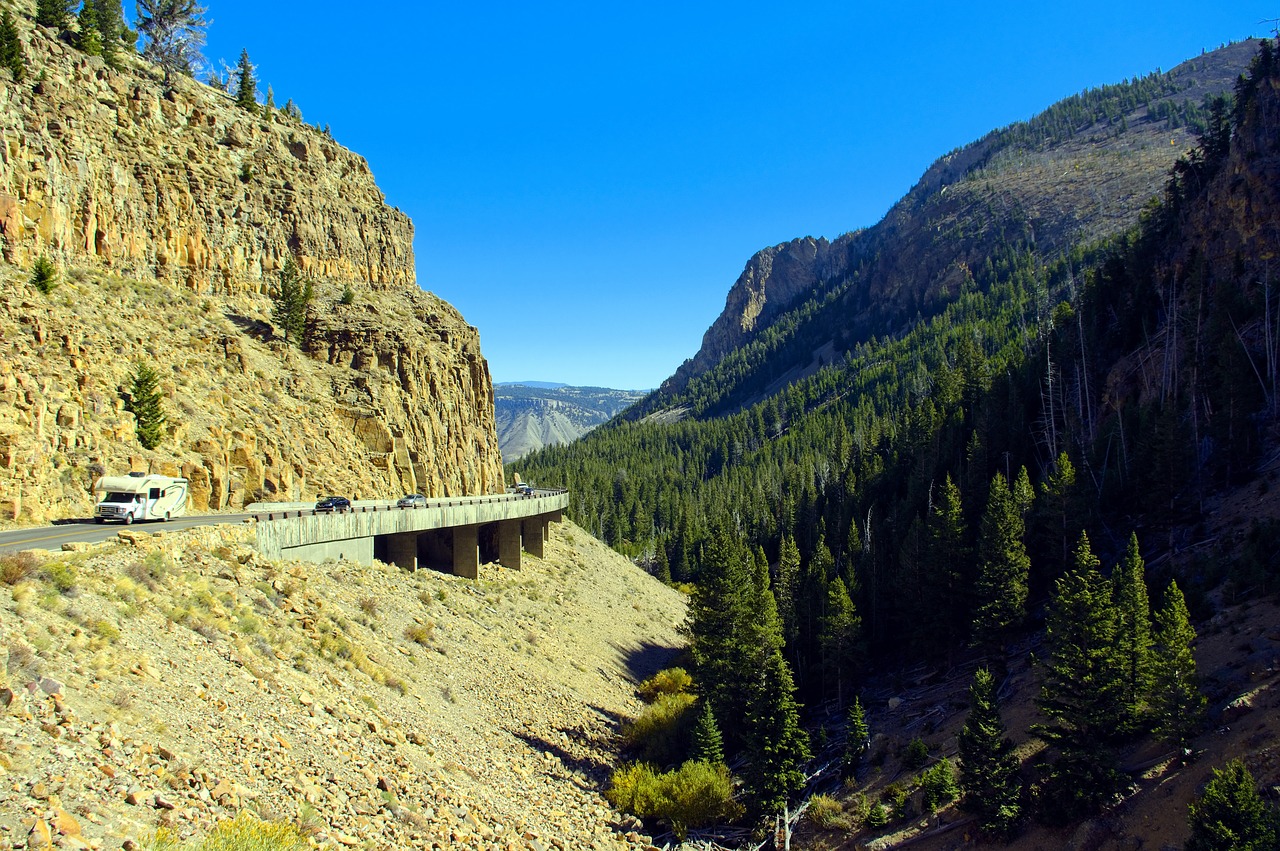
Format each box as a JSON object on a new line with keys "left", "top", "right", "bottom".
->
{"left": 0, "top": 520, "right": 686, "bottom": 848}
{"left": 496, "top": 385, "right": 645, "bottom": 463}
{"left": 633, "top": 40, "right": 1259, "bottom": 422}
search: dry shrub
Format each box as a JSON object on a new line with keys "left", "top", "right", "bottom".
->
{"left": 0, "top": 551, "right": 39, "bottom": 585}
{"left": 141, "top": 811, "right": 309, "bottom": 849}
{"left": 807, "top": 793, "right": 851, "bottom": 830}
{"left": 404, "top": 622, "right": 435, "bottom": 645}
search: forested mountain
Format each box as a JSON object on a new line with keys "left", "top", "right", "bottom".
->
{"left": 522, "top": 39, "right": 1276, "bottom": 656}
{"left": 495, "top": 383, "right": 645, "bottom": 462}
{"left": 521, "top": 40, "right": 1280, "bottom": 834}
{"left": 632, "top": 40, "right": 1259, "bottom": 423}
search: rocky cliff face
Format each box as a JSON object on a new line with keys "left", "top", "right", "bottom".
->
{"left": 0, "top": 29, "right": 413, "bottom": 291}
{"left": 660, "top": 236, "right": 838, "bottom": 396}
{"left": 0, "top": 18, "right": 503, "bottom": 522}
{"left": 656, "top": 41, "right": 1260, "bottom": 405}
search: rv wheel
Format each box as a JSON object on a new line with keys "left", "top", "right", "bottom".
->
{"left": 95, "top": 518, "right": 105, "bottom": 524}
{"left": 124, "top": 513, "right": 134, "bottom": 525}
{"left": 164, "top": 511, "right": 171, "bottom": 522}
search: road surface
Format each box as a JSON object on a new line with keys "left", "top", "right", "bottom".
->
{"left": 0, "top": 514, "right": 253, "bottom": 555}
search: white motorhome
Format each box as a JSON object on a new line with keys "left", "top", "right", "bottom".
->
{"left": 93, "top": 473, "right": 189, "bottom": 524}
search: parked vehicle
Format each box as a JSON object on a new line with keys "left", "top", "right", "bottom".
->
{"left": 314, "top": 496, "right": 352, "bottom": 513}
{"left": 396, "top": 494, "right": 427, "bottom": 508}
{"left": 93, "top": 473, "right": 189, "bottom": 524}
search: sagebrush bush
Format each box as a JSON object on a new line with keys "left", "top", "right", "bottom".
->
{"left": 606, "top": 760, "right": 740, "bottom": 841}
{"left": 622, "top": 691, "right": 696, "bottom": 766}
{"left": 637, "top": 667, "right": 692, "bottom": 702}
{"left": 41, "top": 561, "right": 78, "bottom": 594}
{"left": 142, "top": 811, "right": 309, "bottom": 849}
{"left": 0, "top": 551, "right": 39, "bottom": 585}
{"left": 404, "top": 622, "right": 435, "bottom": 645}
{"left": 126, "top": 550, "right": 174, "bottom": 590}
{"left": 807, "top": 793, "right": 851, "bottom": 830}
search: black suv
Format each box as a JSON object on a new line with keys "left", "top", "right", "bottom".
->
{"left": 314, "top": 496, "right": 352, "bottom": 513}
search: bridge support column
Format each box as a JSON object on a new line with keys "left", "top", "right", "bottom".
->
{"left": 498, "top": 520, "right": 522, "bottom": 570}
{"left": 453, "top": 525, "right": 479, "bottom": 580}
{"left": 521, "top": 516, "right": 544, "bottom": 558}
{"left": 386, "top": 532, "right": 418, "bottom": 572}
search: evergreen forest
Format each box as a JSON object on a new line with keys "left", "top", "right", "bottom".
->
{"left": 519, "top": 38, "right": 1280, "bottom": 841}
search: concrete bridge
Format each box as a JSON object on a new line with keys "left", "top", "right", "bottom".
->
{"left": 252, "top": 490, "right": 568, "bottom": 578}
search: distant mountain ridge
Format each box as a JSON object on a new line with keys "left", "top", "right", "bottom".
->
{"left": 630, "top": 39, "right": 1260, "bottom": 422}
{"left": 495, "top": 384, "right": 645, "bottom": 463}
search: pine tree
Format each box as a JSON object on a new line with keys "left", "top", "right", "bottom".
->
{"left": 775, "top": 534, "right": 801, "bottom": 651}
{"left": 76, "top": 0, "right": 103, "bottom": 56}
{"left": 818, "top": 577, "right": 860, "bottom": 705}
{"left": 739, "top": 550, "right": 810, "bottom": 813}
{"left": 234, "top": 48, "right": 257, "bottom": 112}
{"left": 136, "top": 0, "right": 207, "bottom": 83}
{"left": 30, "top": 255, "right": 58, "bottom": 294}
{"left": 741, "top": 647, "right": 810, "bottom": 814}
{"left": 843, "top": 696, "right": 869, "bottom": 775}
{"left": 972, "top": 472, "right": 1031, "bottom": 657}
{"left": 690, "top": 700, "right": 724, "bottom": 765}
{"left": 123, "top": 362, "right": 166, "bottom": 450}
{"left": 687, "top": 526, "right": 753, "bottom": 750}
{"left": 1111, "top": 533, "right": 1153, "bottom": 733}
{"left": 95, "top": 0, "right": 126, "bottom": 69}
{"left": 1149, "top": 579, "right": 1206, "bottom": 750}
{"left": 1012, "top": 465, "right": 1035, "bottom": 520}
{"left": 0, "top": 9, "right": 26, "bottom": 82}
{"left": 958, "top": 668, "right": 1021, "bottom": 838}
{"left": 920, "top": 759, "right": 960, "bottom": 812}
{"left": 921, "top": 475, "right": 972, "bottom": 658}
{"left": 271, "top": 254, "right": 313, "bottom": 346}
{"left": 1035, "top": 451, "right": 1081, "bottom": 588}
{"left": 1186, "top": 760, "right": 1279, "bottom": 851}
{"left": 1034, "top": 532, "right": 1126, "bottom": 820}
{"left": 36, "top": 0, "right": 74, "bottom": 30}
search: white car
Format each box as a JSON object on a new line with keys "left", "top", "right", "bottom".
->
{"left": 396, "top": 494, "right": 427, "bottom": 508}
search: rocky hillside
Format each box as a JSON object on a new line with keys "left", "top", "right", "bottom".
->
{"left": 496, "top": 385, "right": 645, "bottom": 463}
{"left": 0, "top": 13, "right": 504, "bottom": 522}
{"left": 643, "top": 40, "right": 1259, "bottom": 418}
{"left": 0, "top": 519, "right": 687, "bottom": 849}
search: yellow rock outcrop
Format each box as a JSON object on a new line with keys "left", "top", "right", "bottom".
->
{"left": 0, "top": 18, "right": 502, "bottom": 523}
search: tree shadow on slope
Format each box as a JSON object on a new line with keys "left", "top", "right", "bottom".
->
{"left": 224, "top": 312, "right": 274, "bottom": 342}
{"left": 513, "top": 728, "right": 614, "bottom": 786}
{"left": 614, "top": 640, "right": 684, "bottom": 686}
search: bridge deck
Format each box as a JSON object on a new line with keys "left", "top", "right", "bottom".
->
{"left": 253, "top": 490, "right": 568, "bottom": 577}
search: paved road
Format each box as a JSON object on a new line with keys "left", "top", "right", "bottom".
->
{"left": 0, "top": 514, "right": 253, "bottom": 554}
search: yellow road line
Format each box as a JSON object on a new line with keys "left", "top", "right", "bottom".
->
{"left": 0, "top": 530, "right": 79, "bottom": 547}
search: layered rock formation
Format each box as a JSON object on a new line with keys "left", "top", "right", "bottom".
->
{"left": 495, "top": 384, "right": 646, "bottom": 462}
{"left": 0, "top": 17, "right": 503, "bottom": 523}
{"left": 0, "top": 28, "right": 413, "bottom": 291}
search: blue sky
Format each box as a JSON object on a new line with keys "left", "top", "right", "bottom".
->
{"left": 195, "top": 2, "right": 1270, "bottom": 390}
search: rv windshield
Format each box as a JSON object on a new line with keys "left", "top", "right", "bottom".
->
{"left": 104, "top": 492, "right": 142, "bottom": 503}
